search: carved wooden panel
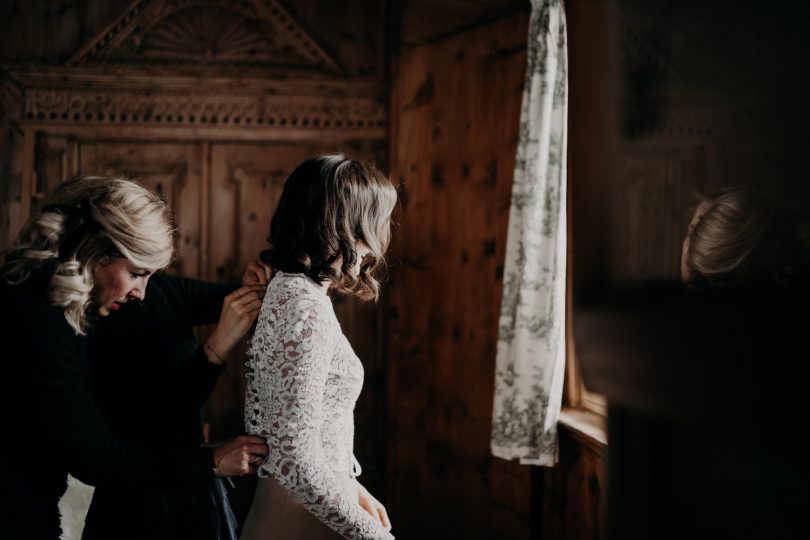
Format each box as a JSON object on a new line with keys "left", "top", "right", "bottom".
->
{"left": 79, "top": 141, "right": 202, "bottom": 277}
{"left": 33, "top": 134, "right": 80, "bottom": 207}
{"left": 541, "top": 426, "right": 607, "bottom": 540}
{"left": 1, "top": 0, "right": 388, "bottom": 242}
{"left": 21, "top": 85, "right": 386, "bottom": 137}
{"left": 70, "top": 0, "right": 340, "bottom": 71}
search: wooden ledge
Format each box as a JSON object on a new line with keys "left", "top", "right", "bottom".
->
{"left": 558, "top": 407, "right": 608, "bottom": 452}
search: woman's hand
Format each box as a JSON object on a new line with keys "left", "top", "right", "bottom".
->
{"left": 210, "top": 435, "right": 269, "bottom": 477}
{"left": 357, "top": 480, "right": 392, "bottom": 531}
{"left": 204, "top": 284, "right": 266, "bottom": 364}
{"left": 242, "top": 260, "right": 273, "bottom": 287}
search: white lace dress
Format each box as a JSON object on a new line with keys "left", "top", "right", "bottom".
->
{"left": 243, "top": 272, "right": 392, "bottom": 540}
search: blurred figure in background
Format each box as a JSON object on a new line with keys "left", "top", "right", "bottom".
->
{"left": 681, "top": 187, "right": 809, "bottom": 288}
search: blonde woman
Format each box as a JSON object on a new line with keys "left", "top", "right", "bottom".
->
{"left": 0, "top": 175, "right": 267, "bottom": 539}
{"left": 681, "top": 188, "right": 809, "bottom": 288}
{"left": 241, "top": 155, "right": 396, "bottom": 540}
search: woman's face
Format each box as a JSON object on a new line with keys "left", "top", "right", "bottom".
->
{"left": 681, "top": 201, "right": 711, "bottom": 282}
{"left": 92, "top": 257, "right": 153, "bottom": 316}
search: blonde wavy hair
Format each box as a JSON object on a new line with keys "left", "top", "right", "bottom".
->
{"left": 0, "top": 175, "right": 174, "bottom": 334}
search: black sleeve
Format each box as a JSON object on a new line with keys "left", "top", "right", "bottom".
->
{"left": 169, "top": 346, "right": 228, "bottom": 415}
{"left": 155, "top": 275, "right": 239, "bottom": 411}
{"left": 35, "top": 310, "right": 215, "bottom": 491}
{"left": 159, "top": 274, "right": 239, "bottom": 326}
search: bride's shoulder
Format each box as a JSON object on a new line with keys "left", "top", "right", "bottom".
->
{"left": 267, "top": 271, "right": 329, "bottom": 314}
{"left": 270, "top": 271, "right": 321, "bottom": 296}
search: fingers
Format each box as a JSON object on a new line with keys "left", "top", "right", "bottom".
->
{"left": 244, "top": 443, "right": 269, "bottom": 457}
{"left": 377, "top": 505, "right": 391, "bottom": 530}
{"left": 232, "top": 436, "right": 269, "bottom": 458}
{"left": 213, "top": 436, "right": 270, "bottom": 476}
{"left": 236, "top": 291, "right": 265, "bottom": 311}
{"left": 236, "top": 435, "right": 268, "bottom": 445}
{"left": 357, "top": 483, "right": 390, "bottom": 529}
{"left": 364, "top": 494, "right": 390, "bottom": 529}
{"left": 242, "top": 260, "right": 271, "bottom": 286}
{"left": 358, "top": 495, "right": 376, "bottom": 518}
{"left": 261, "top": 262, "right": 272, "bottom": 282}
{"left": 226, "top": 286, "right": 265, "bottom": 315}
{"left": 230, "top": 284, "right": 266, "bottom": 300}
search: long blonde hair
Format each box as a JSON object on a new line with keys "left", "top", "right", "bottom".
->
{"left": 0, "top": 175, "right": 174, "bottom": 334}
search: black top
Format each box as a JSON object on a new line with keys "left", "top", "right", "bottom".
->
{"left": 82, "top": 274, "right": 237, "bottom": 540}
{"left": 0, "top": 274, "right": 225, "bottom": 539}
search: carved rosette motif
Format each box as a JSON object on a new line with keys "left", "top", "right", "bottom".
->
{"left": 71, "top": 0, "right": 339, "bottom": 72}
{"left": 5, "top": 0, "right": 384, "bottom": 136}
{"left": 23, "top": 87, "right": 386, "bottom": 131}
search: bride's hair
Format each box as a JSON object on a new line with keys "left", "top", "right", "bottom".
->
{"left": 261, "top": 154, "right": 397, "bottom": 301}
{"left": 0, "top": 175, "right": 174, "bottom": 334}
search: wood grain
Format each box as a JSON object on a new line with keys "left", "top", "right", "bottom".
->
{"left": 388, "top": 11, "right": 531, "bottom": 539}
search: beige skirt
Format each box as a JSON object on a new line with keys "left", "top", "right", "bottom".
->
{"left": 240, "top": 474, "right": 358, "bottom": 540}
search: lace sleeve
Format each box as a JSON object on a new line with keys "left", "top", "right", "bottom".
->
{"left": 246, "top": 293, "right": 392, "bottom": 540}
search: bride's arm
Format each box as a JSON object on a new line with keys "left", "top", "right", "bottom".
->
{"left": 246, "top": 295, "right": 393, "bottom": 540}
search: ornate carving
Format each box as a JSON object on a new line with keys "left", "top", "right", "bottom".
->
{"left": 3, "top": 0, "right": 383, "bottom": 137}
{"left": 22, "top": 86, "right": 386, "bottom": 132}
{"left": 0, "top": 76, "right": 22, "bottom": 135}
{"left": 1, "top": 75, "right": 22, "bottom": 105}
{"left": 70, "top": 0, "right": 340, "bottom": 72}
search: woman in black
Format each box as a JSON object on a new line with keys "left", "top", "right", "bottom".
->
{"left": 83, "top": 265, "right": 271, "bottom": 540}
{"left": 0, "top": 175, "right": 268, "bottom": 539}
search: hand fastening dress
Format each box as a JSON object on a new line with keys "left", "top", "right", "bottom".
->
{"left": 241, "top": 272, "right": 393, "bottom": 540}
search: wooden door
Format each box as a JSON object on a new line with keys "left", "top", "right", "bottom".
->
{"left": 79, "top": 141, "right": 204, "bottom": 278}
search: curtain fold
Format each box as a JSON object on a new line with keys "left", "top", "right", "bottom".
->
{"left": 491, "top": 0, "right": 568, "bottom": 466}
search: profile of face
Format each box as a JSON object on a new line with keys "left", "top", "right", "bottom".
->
{"left": 680, "top": 200, "right": 711, "bottom": 282}
{"left": 92, "top": 258, "right": 153, "bottom": 316}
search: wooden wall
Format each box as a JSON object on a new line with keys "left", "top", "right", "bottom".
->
{"left": 0, "top": 0, "right": 383, "bottom": 75}
{"left": 387, "top": 10, "right": 533, "bottom": 539}
{"left": 541, "top": 422, "right": 607, "bottom": 540}
{"left": 607, "top": 0, "right": 810, "bottom": 284}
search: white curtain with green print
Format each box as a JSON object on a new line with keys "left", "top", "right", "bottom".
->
{"left": 491, "top": 0, "right": 568, "bottom": 466}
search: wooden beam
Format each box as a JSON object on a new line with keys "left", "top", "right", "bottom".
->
{"left": 18, "top": 127, "right": 35, "bottom": 226}
{"left": 17, "top": 122, "right": 386, "bottom": 143}
{"left": 199, "top": 141, "right": 210, "bottom": 280}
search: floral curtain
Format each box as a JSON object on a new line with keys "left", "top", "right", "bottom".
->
{"left": 491, "top": 0, "right": 568, "bottom": 466}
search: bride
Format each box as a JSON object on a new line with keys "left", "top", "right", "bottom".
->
{"left": 241, "top": 154, "right": 396, "bottom": 540}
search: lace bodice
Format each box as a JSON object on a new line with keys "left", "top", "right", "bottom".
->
{"left": 245, "top": 272, "right": 392, "bottom": 540}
